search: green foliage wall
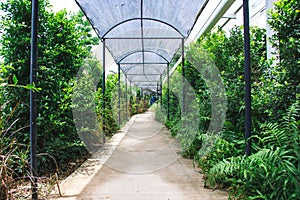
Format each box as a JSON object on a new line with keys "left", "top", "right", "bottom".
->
{"left": 159, "top": 26, "right": 268, "bottom": 158}
{"left": 157, "top": 0, "right": 299, "bottom": 199}
{"left": 95, "top": 73, "right": 119, "bottom": 137}
{"left": 268, "top": 0, "right": 300, "bottom": 112}
{"left": 0, "top": 0, "right": 98, "bottom": 173}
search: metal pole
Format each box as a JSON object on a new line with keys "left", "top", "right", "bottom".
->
{"left": 160, "top": 74, "right": 162, "bottom": 111}
{"left": 156, "top": 81, "right": 159, "bottom": 106}
{"left": 137, "top": 87, "right": 140, "bottom": 112}
{"left": 167, "top": 64, "right": 170, "bottom": 120}
{"left": 30, "top": 0, "right": 38, "bottom": 199}
{"left": 181, "top": 38, "right": 185, "bottom": 114}
{"left": 102, "top": 40, "right": 106, "bottom": 142}
{"left": 129, "top": 82, "right": 132, "bottom": 116}
{"left": 125, "top": 76, "right": 128, "bottom": 120}
{"left": 118, "top": 64, "right": 121, "bottom": 127}
{"left": 243, "top": 0, "right": 251, "bottom": 156}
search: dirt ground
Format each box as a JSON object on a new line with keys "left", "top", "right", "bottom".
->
{"left": 49, "top": 111, "right": 228, "bottom": 200}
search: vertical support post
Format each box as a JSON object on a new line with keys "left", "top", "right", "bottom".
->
{"left": 156, "top": 81, "right": 159, "bottom": 106}
{"left": 167, "top": 64, "right": 170, "bottom": 120}
{"left": 125, "top": 76, "right": 128, "bottom": 120}
{"left": 102, "top": 40, "right": 106, "bottom": 142}
{"left": 30, "top": 0, "right": 38, "bottom": 199}
{"left": 181, "top": 38, "right": 185, "bottom": 115}
{"left": 243, "top": 0, "right": 251, "bottom": 156}
{"left": 160, "top": 74, "right": 162, "bottom": 111}
{"left": 136, "top": 87, "right": 139, "bottom": 113}
{"left": 129, "top": 82, "right": 132, "bottom": 116}
{"left": 118, "top": 64, "right": 121, "bottom": 127}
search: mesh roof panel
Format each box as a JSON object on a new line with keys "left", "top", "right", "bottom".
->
{"left": 75, "top": 0, "right": 207, "bottom": 91}
{"left": 128, "top": 74, "right": 160, "bottom": 83}
{"left": 75, "top": 0, "right": 206, "bottom": 38}
{"left": 107, "top": 38, "right": 180, "bottom": 63}
{"left": 120, "top": 52, "right": 168, "bottom": 64}
{"left": 106, "top": 20, "right": 182, "bottom": 38}
{"left": 123, "top": 64, "right": 166, "bottom": 75}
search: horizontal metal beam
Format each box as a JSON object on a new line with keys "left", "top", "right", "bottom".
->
{"left": 132, "top": 85, "right": 158, "bottom": 87}
{"left": 105, "top": 37, "right": 183, "bottom": 40}
{"left": 138, "top": 84, "right": 157, "bottom": 85}
{"left": 126, "top": 73, "right": 161, "bottom": 76}
{"left": 131, "top": 81, "right": 159, "bottom": 83}
{"left": 133, "top": 83, "right": 157, "bottom": 86}
{"left": 120, "top": 62, "right": 168, "bottom": 65}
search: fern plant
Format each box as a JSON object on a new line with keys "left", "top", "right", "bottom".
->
{"left": 207, "top": 101, "right": 300, "bottom": 199}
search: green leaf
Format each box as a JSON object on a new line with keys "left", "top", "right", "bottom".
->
{"left": 12, "top": 75, "right": 18, "bottom": 84}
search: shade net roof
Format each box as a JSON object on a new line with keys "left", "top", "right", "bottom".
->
{"left": 75, "top": 0, "right": 207, "bottom": 92}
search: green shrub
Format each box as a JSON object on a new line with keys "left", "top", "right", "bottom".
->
{"left": 207, "top": 102, "right": 299, "bottom": 199}
{"left": 0, "top": 64, "right": 31, "bottom": 199}
{"left": 0, "top": 0, "right": 98, "bottom": 173}
{"left": 268, "top": 0, "right": 300, "bottom": 113}
{"left": 161, "top": 1, "right": 299, "bottom": 199}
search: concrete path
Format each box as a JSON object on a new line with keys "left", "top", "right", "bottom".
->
{"left": 50, "top": 111, "right": 228, "bottom": 200}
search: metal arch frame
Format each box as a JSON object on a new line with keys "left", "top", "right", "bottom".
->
{"left": 124, "top": 66, "right": 167, "bottom": 87}
{"left": 127, "top": 81, "right": 161, "bottom": 86}
{"left": 101, "top": 6, "right": 184, "bottom": 78}
{"left": 131, "top": 83, "right": 158, "bottom": 86}
{"left": 131, "top": 81, "right": 159, "bottom": 87}
{"left": 117, "top": 64, "right": 162, "bottom": 126}
{"left": 100, "top": 1, "right": 185, "bottom": 114}
{"left": 126, "top": 73, "right": 161, "bottom": 75}
{"left": 130, "top": 73, "right": 162, "bottom": 92}
{"left": 118, "top": 50, "right": 169, "bottom": 87}
{"left": 106, "top": 36, "right": 183, "bottom": 40}
{"left": 122, "top": 65, "right": 165, "bottom": 76}
{"left": 30, "top": 1, "right": 253, "bottom": 197}
{"left": 131, "top": 81, "right": 160, "bottom": 83}
{"left": 135, "top": 85, "right": 157, "bottom": 91}
{"left": 117, "top": 50, "right": 170, "bottom": 64}
{"left": 102, "top": 18, "right": 185, "bottom": 39}
{"left": 121, "top": 62, "right": 168, "bottom": 65}
{"left": 100, "top": 2, "right": 252, "bottom": 158}
{"left": 127, "top": 76, "right": 161, "bottom": 84}
{"left": 118, "top": 50, "right": 170, "bottom": 64}
{"left": 115, "top": 43, "right": 176, "bottom": 122}
{"left": 131, "top": 74, "right": 163, "bottom": 94}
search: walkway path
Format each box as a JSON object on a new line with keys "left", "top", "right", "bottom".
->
{"left": 50, "top": 110, "right": 228, "bottom": 200}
